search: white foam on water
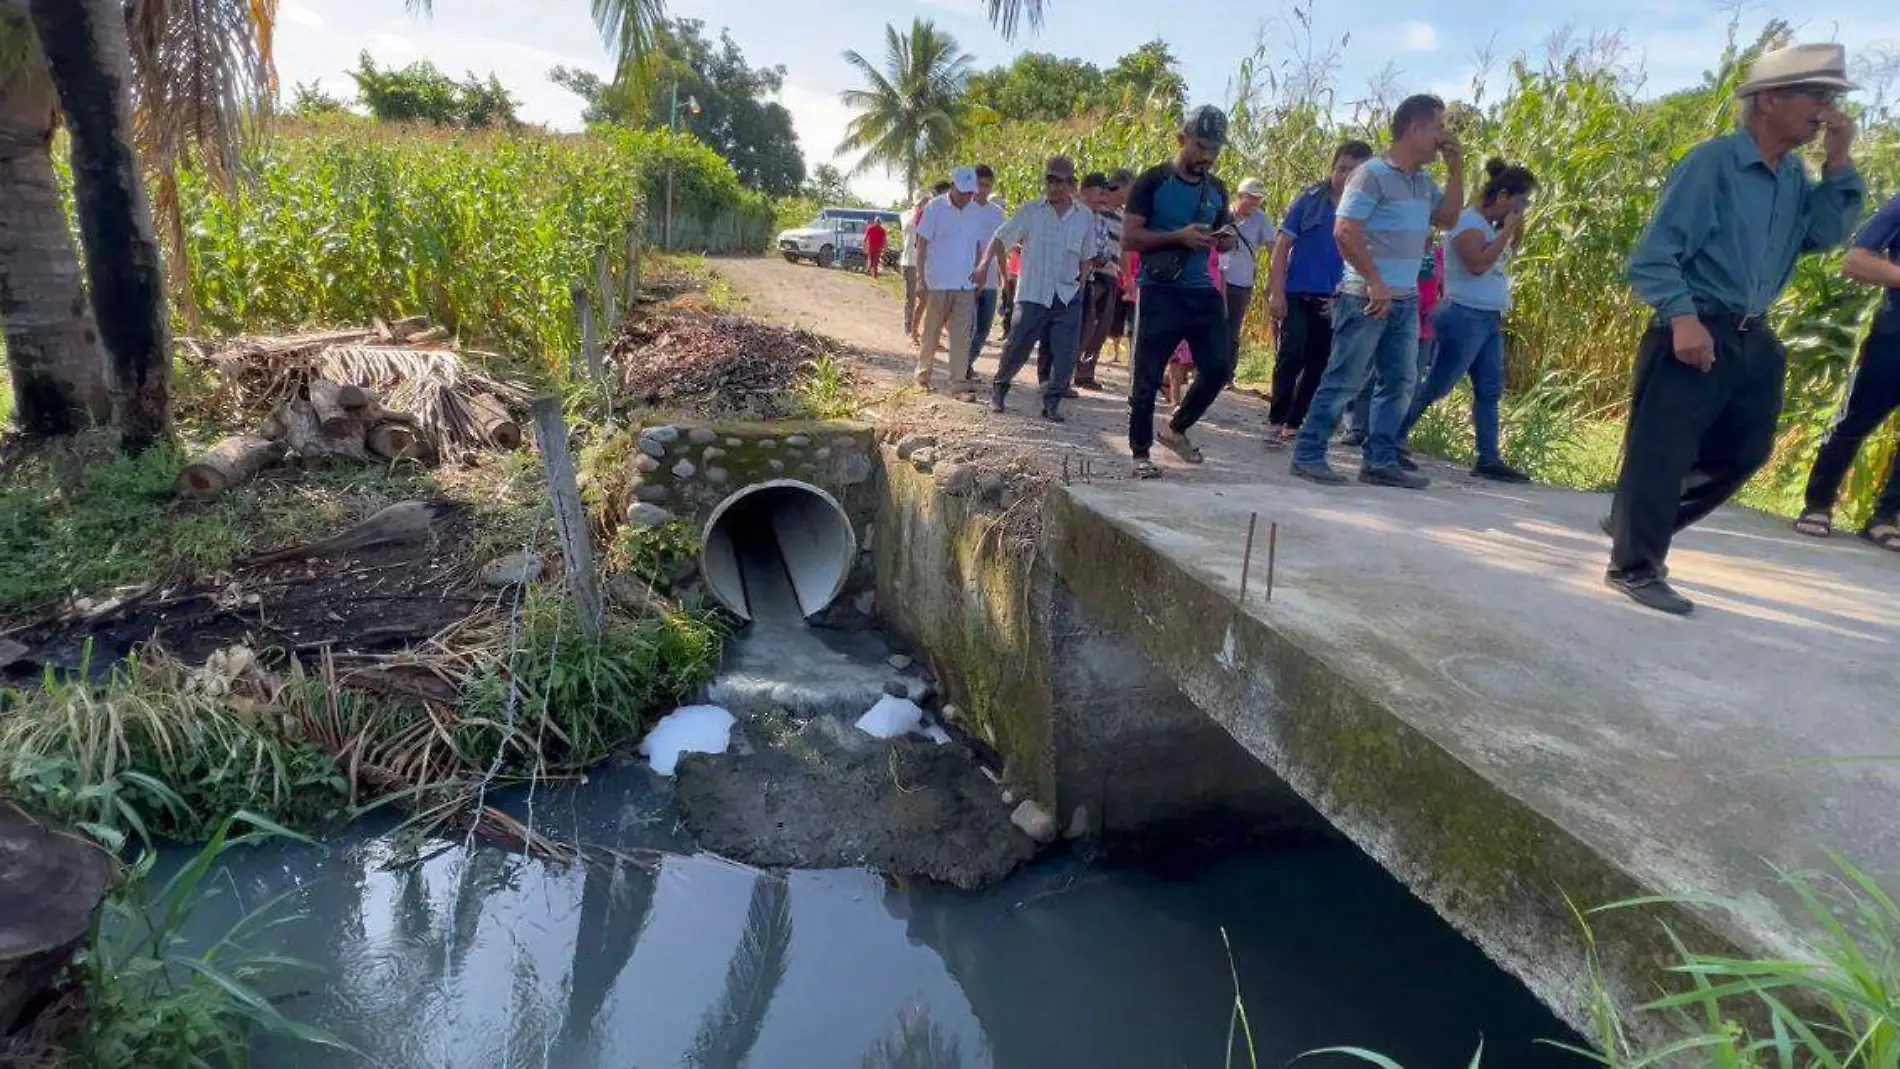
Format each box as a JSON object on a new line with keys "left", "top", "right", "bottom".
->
{"left": 641, "top": 704, "right": 736, "bottom": 775}
{"left": 854, "top": 694, "right": 924, "bottom": 738}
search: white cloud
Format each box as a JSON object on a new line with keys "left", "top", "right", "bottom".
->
{"left": 279, "top": 0, "right": 324, "bottom": 29}
{"left": 1402, "top": 21, "right": 1441, "bottom": 53}
{"left": 776, "top": 81, "right": 906, "bottom": 205}
{"left": 915, "top": 0, "right": 986, "bottom": 14}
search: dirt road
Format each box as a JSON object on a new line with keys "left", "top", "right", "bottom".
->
{"left": 711, "top": 256, "right": 1286, "bottom": 485}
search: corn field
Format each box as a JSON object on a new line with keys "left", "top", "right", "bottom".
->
{"left": 174, "top": 118, "right": 774, "bottom": 375}
{"left": 939, "top": 25, "right": 1900, "bottom": 521}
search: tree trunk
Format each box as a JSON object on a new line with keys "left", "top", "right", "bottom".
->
{"left": 0, "top": 0, "right": 109, "bottom": 435}
{"left": 28, "top": 0, "right": 173, "bottom": 454}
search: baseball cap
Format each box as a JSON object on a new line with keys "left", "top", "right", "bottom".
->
{"left": 1081, "top": 172, "right": 1108, "bottom": 190}
{"left": 952, "top": 167, "right": 979, "bottom": 194}
{"left": 1238, "top": 177, "right": 1267, "bottom": 198}
{"left": 1181, "top": 104, "right": 1229, "bottom": 147}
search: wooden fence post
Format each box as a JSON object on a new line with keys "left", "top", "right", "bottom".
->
{"left": 595, "top": 247, "right": 617, "bottom": 337}
{"left": 572, "top": 283, "right": 602, "bottom": 384}
{"left": 623, "top": 223, "right": 640, "bottom": 309}
{"left": 530, "top": 396, "right": 603, "bottom": 643}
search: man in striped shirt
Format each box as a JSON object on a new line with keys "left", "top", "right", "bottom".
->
{"left": 1291, "top": 94, "right": 1464, "bottom": 489}
{"left": 1075, "top": 168, "right": 1132, "bottom": 389}
{"left": 980, "top": 156, "right": 1100, "bottom": 421}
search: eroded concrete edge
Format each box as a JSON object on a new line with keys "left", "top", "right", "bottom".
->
{"left": 1041, "top": 487, "right": 1772, "bottom": 1046}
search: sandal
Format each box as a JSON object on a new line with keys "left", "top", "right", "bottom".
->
{"left": 1132, "top": 458, "right": 1163, "bottom": 480}
{"left": 1156, "top": 428, "right": 1205, "bottom": 464}
{"left": 1860, "top": 522, "right": 1900, "bottom": 552}
{"left": 1793, "top": 511, "right": 1832, "bottom": 538}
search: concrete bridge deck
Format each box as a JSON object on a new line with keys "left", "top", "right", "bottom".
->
{"left": 1043, "top": 470, "right": 1900, "bottom": 1039}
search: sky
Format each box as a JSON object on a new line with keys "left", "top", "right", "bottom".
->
{"left": 275, "top": 0, "right": 1896, "bottom": 205}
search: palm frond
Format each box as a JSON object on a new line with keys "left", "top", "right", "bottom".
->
{"left": 982, "top": 0, "right": 1043, "bottom": 42}
{"left": 859, "top": 1003, "right": 964, "bottom": 1069}
{"left": 124, "top": 0, "right": 274, "bottom": 182}
{"left": 684, "top": 876, "right": 792, "bottom": 1069}
{"left": 592, "top": 0, "right": 665, "bottom": 86}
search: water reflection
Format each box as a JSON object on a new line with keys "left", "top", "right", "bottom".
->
{"left": 153, "top": 773, "right": 1578, "bottom": 1068}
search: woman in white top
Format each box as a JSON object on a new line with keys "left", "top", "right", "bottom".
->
{"left": 1397, "top": 157, "right": 1538, "bottom": 483}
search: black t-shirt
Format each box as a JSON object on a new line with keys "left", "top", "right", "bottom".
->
{"left": 1127, "top": 163, "right": 1232, "bottom": 288}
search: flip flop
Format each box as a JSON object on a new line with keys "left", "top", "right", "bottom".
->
{"left": 1860, "top": 523, "right": 1900, "bottom": 552}
{"left": 1156, "top": 428, "right": 1204, "bottom": 464}
{"left": 1793, "top": 511, "right": 1833, "bottom": 538}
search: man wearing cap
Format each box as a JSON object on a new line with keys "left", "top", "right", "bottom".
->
{"left": 1075, "top": 169, "right": 1133, "bottom": 390}
{"left": 913, "top": 167, "right": 992, "bottom": 401}
{"left": 1122, "top": 105, "right": 1239, "bottom": 478}
{"left": 899, "top": 188, "right": 928, "bottom": 340}
{"left": 1606, "top": 43, "right": 1863, "bottom": 615}
{"left": 1221, "top": 177, "right": 1274, "bottom": 369}
{"left": 981, "top": 155, "right": 1098, "bottom": 422}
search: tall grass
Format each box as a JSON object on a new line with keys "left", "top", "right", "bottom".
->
{"left": 175, "top": 117, "right": 773, "bottom": 375}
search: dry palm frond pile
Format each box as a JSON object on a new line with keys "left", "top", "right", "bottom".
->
{"left": 180, "top": 318, "right": 533, "bottom": 501}
{"left": 609, "top": 309, "right": 846, "bottom": 419}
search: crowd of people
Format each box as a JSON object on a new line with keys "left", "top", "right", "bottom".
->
{"left": 884, "top": 42, "right": 1891, "bottom": 617}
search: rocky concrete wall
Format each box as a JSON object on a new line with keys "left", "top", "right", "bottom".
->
{"left": 873, "top": 442, "right": 1314, "bottom": 842}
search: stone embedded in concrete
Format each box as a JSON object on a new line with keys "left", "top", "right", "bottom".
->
{"left": 938, "top": 464, "right": 976, "bottom": 496}
{"left": 725, "top": 437, "right": 743, "bottom": 447}
{"left": 768, "top": 459, "right": 784, "bottom": 472}
{"left": 887, "top": 654, "right": 913, "bottom": 670}
{"left": 637, "top": 437, "right": 666, "bottom": 459}
{"left": 633, "top": 454, "right": 660, "bottom": 473}
{"left": 896, "top": 434, "right": 936, "bottom": 460}
{"left": 703, "top": 446, "right": 725, "bottom": 461}
{"left": 633, "top": 484, "right": 670, "bottom": 502}
{"left": 705, "top": 466, "right": 729, "bottom": 485}
{"left": 672, "top": 459, "right": 697, "bottom": 479}
{"left": 643, "top": 425, "right": 680, "bottom": 443}
{"left": 942, "top": 703, "right": 963, "bottom": 723}
{"left": 832, "top": 451, "right": 873, "bottom": 485}
{"left": 628, "top": 503, "right": 673, "bottom": 528}
{"left": 688, "top": 428, "right": 718, "bottom": 445}
{"left": 758, "top": 439, "right": 777, "bottom": 450}
{"left": 786, "top": 434, "right": 811, "bottom": 447}
{"left": 480, "top": 551, "right": 543, "bottom": 588}
{"left": 816, "top": 447, "right": 832, "bottom": 460}
{"left": 909, "top": 447, "right": 937, "bottom": 471}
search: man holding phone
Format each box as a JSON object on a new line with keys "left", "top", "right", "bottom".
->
{"left": 1121, "top": 105, "right": 1238, "bottom": 479}
{"left": 1607, "top": 44, "right": 1864, "bottom": 615}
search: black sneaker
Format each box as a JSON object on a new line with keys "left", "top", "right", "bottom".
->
{"left": 1396, "top": 449, "right": 1419, "bottom": 472}
{"left": 1292, "top": 461, "right": 1348, "bottom": 485}
{"left": 1605, "top": 572, "right": 1693, "bottom": 615}
{"left": 1472, "top": 460, "right": 1530, "bottom": 484}
{"left": 1073, "top": 378, "right": 1101, "bottom": 390}
{"left": 989, "top": 388, "right": 1006, "bottom": 414}
{"left": 1039, "top": 406, "right": 1066, "bottom": 423}
{"left": 1360, "top": 465, "right": 1430, "bottom": 490}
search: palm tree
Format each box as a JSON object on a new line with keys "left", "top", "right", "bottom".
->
{"left": 683, "top": 875, "right": 793, "bottom": 1069}
{"left": 0, "top": 0, "right": 108, "bottom": 435}
{"left": 27, "top": 0, "right": 174, "bottom": 451}
{"left": 837, "top": 19, "right": 974, "bottom": 198}
{"left": 980, "top": 0, "right": 1043, "bottom": 42}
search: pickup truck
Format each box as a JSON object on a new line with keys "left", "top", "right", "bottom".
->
{"left": 775, "top": 207, "right": 901, "bottom": 270}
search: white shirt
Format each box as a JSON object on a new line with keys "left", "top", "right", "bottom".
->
{"left": 916, "top": 194, "right": 989, "bottom": 291}
{"left": 1218, "top": 210, "right": 1274, "bottom": 288}
{"left": 992, "top": 198, "right": 1096, "bottom": 307}
{"left": 897, "top": 204, "right": 924, "bottom": 268}
{"left": 968, "top": 199, "right": 1007, "bottom": 289}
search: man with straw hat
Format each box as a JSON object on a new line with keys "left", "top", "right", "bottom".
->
{"left": 1605, "top": 43, "right": 1864, "bottom": 615}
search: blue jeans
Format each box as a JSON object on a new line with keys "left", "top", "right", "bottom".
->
{"left": 1400, "top": 302, "right": 1505, "bottom": 466}
{"left": 1349, "top": 336, "right": 1435, "bottom": 436}
{"left": 968, "top": 287, "right": 1000, "bottom": 366}
{"left": 1294, "top": 294, "right": 1420, "bottom": 469}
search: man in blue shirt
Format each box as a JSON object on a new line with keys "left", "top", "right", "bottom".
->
{"left": 1793, "top": 192, "right": 1900, "bottom": 549}
{"left": 1607, "top": 43, "right": 1865, "bottom": 615}
{"left": 1291, "top": 95, "right": 1464, "bottom": 489}
{"left": 1266, "top": 141, "right": 1374, "bottom": 443}
{"left": 1122, "top": 105, "right": 1238, "bottom": 478}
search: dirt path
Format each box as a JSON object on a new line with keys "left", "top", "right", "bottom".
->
{"left": 710, "top": 256, "right": 1288, "bottom": 485}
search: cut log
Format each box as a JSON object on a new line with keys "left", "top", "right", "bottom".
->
{"left": 306, "top": 379, "right": 353, "bottom": 436}
{"left": 336, "top": 383, "right": 376, "bottom": 415}
{"left": 175, "top": 435, "right": 288, "bottom": 501}
{"left": 367, "top": 419, "right": 435, "bottom": 463}
{"left": 0, "top": 801, "right": 111, "bottom": 1035}
{"left": 387, "top": 315, "right": 430, "bottom": 341}
{"left": 285, "top": 397, "right": 366, "bottom": 468}
{"left": 406, "top": 325, "right": 450, "bottom": 344}
{"left": 463, "top": 392, "right": 522, "bottom": 450}
{"left": 372, "top": 316, "right": 395, "bottom": 342}
{"left": 258, "top": 409, "right": 288, "bottom": 441}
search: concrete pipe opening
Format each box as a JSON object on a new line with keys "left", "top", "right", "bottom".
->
{"left": 701, "top": 480, "right": 858, "bottom": 623}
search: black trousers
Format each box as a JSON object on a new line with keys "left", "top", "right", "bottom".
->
{"left": 1074, "top": 276, "right": 1119, "bottom": 384}
{"left": 1802, "top": 306, "right": 1900, "bottom": 524}
{"left": 1225, "top": 283, "right": 1253, "bottom": 366}
{"left": 1268, "top": 294, "right": 1333, "bottom": 427}
{"left": 1128, "top": 285, "right": 1232, "bottom": 458}
{"left": 1608, "top": 314, "right": 1786, "bottom": 578}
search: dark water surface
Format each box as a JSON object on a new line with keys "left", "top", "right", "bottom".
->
{"left": 154, "top": 767, "right": 1582, "bottom": 1069}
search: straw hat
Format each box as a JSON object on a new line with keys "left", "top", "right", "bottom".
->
{"left": 1737, "top": 43, "right": 1858, "bottom": 97}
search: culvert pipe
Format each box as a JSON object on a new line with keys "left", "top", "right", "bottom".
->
{"left": 701, "top": 480, "right": 858, "bottom": 621}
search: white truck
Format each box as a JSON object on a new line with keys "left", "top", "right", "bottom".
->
{"left": 775, "top": 207, "right": 901, "bottom": 270}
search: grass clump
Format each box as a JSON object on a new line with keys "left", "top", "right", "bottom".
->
{"left": 794, "top": 353, "right": 863, "bottom": 421}
{"left": 613, "top": 519, "right": 703, "bottom": 588}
